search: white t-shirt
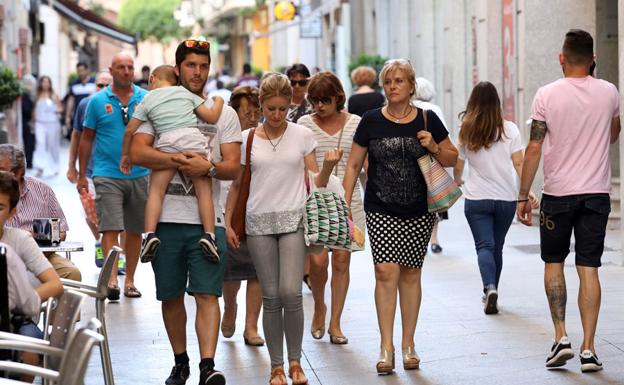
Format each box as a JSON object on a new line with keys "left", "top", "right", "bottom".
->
{"left": 136, "top": 98, "right": 242, "bottom": 227}
{"left": 2, "top": 242, "right": 41, "bottom": 318}
{"left": 242, "top": 123, "right": 317, "bottom": 235}
{"left": 1, "top": 227, "right": 53, "bottom": 285}
{"left": 458, "top": 120, "right": 523, "bottom": 201}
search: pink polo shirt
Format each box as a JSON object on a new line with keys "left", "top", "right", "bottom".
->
{"left": 531, "top": 76, "right": 620, "bottom": 196}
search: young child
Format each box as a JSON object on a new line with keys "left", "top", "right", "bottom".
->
{"left": 120, "top": 65, "right": 224, "bottom": 263}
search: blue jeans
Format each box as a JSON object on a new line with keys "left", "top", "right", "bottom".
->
{"left": 464, "top": 199, "right": 516, "bottom": 291}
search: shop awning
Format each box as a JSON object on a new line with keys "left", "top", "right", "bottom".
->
{"left": 41, "top": 0, "right": 137, "bottom": 45}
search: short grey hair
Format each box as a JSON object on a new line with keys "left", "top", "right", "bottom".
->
{"left": 415, "top": 77, "right": 436, "bottom": 102}
{"left": 0, "top": 144, "right": 26, "bottom": 172}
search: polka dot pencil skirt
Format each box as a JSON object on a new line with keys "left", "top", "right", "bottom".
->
{"left": 365, "top": 211, "right": 436, "bottom": 268}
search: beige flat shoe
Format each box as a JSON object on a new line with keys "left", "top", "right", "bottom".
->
{"left": 221, "top": 304, "right": 237, "bottom": 338}
{"left": 310, "top": 304, "right": 326, "bottom": 339}
{"left": 243, "top": 333, "right": 265, "bottom": 346}
{"left": 402, "top": 346, "right": 420, "bottom": 370}
{"left": 329, "top": 333, "right": 348, "bottom": 345}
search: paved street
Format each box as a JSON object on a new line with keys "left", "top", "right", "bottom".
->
{"left": 41, "top": 149, "right": 624, "bottom": 385}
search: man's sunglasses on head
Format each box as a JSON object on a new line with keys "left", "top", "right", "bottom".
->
{"left": 96, "top": 83, "right": 108, "bottom": 88}
{"left": 183, "top": 39, "right": 210, "bottom": 49}
{"left": 290, "top": 79, "right": 309, "bottom": 87}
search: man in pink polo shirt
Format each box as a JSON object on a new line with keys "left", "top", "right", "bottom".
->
{"left": 518, "top": 29, "right": 620, "bottom": 373}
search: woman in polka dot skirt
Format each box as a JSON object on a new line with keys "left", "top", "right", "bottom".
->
{"left": 343, "top": 59, "right": 458, "bottom": 374}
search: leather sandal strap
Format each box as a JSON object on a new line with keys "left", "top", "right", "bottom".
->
{"left": 271, "top": 367, "right": 286, "bottom": 377}
{"left": 288, "top": 363, "right": 303, "bottom": 376}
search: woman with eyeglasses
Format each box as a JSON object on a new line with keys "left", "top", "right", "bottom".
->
{"left": 343, "top": 59, "right": 458, "bottom": 374}
{"left": 33, "top": 76, "right": 63, "bottom": 178}
{"left": 297, "top": 72, "right": 365, "bottom": 346}
{"left": 225, "top": 73, "right": 341, "bottom": 385}
{"left": 286, "top": 63, "right": 313, "bottom": 123}
{"left": 347, "top": 66, "right": 385, "bottom": 117}
{"left": 221, "top": 86, "right": 265, "bottom": 347}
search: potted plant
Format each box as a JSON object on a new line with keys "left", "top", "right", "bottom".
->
{"left": 0, "top": 64, "right": 23, "bottom": 143}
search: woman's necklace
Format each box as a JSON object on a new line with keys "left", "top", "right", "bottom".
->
{"left": 386, "top": 105, "right": 413, "bottom": 123}
{"left": 265, "top": 122, "right": 286, "bottom": 152}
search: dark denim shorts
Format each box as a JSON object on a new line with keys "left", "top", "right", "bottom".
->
{"left": 540, "top": 193, "right": 610, "bottom": 267}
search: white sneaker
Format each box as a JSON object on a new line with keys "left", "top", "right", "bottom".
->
{"left": 580, "top": 349, "right": 603, "bottom": 372}
{"left": 546, "top": 336, "right": 574, "bottom": 368}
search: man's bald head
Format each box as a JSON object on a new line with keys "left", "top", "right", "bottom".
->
{"left": 111, "top": 52, "right": 134, "bottom": 66}
{"left": 109, "top": 52, "right": 135, "bottom": 89}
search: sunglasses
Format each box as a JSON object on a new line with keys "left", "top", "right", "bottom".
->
{"left": 290, "top": 79, "right": 309, "bottom": 87}
{"left": 183, "top": 39, "right": 210, "bottom": 49}
{"left": 96, "top": 83, "right": 108, "bottom": 88}
{"left": 120, "top": 104, "right": 129, "bottom": 125}
{"left": 385, "top": 58, "right": 412, "bottom": 65}
{"left": 308, "top": 96, "right": 332, "bottom": 105}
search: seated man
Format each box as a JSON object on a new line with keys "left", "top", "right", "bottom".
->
{"left": 0, "top": 171, "right": 63, "bottom": 382}
{"left": 0, "top": 144, "right": 81, "bottom": 281}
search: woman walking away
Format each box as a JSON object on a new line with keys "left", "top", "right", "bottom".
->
{"left": 453, "top": 81, "right": 538, "bottom": 315}
{"left": 298, "top": 72, "right": 366, "bottom": 345}
{"left": 221, "top": 85, "right": 264, "bottom": 346}
{"left": 33, "top": 76, "right": 62, "bottom": 177}
{"left": 347, "top": 66, "right": 385, "bottom": 117}
{"left": 343, "top": 59, "right": 458, "bottom": 374}
{"left": 225, "top": 73, "right": 341, "bottom": 385}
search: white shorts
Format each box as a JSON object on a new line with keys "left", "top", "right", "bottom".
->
{"left": 155, "top": 127, "right": 209, "bottom": 157}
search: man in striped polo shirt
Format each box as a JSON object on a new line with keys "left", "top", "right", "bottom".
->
{"left": 0, "top": 144, "right": 81, "bottom": 281}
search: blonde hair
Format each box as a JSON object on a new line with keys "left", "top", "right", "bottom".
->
{"left": 259, "top": 72, "right": 292, "bottom": 103}
{"left": 378, "top": 59, "right": 416, "bottom": 98}
{"left": 350, "top": 66, "right": 376, "bottom": 87}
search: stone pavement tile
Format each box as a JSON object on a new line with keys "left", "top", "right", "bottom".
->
{"left": 39, "top": 157, "right": 624, "bottom": 385}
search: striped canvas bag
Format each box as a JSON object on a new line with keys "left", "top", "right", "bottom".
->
{"left": 304, "top": 171, "right": 352, "bottom": 251}
{"left": 417, "top": 110, "right": 462, "bottom": 213}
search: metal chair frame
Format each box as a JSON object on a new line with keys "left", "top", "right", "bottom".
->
{"left": 0, "top": 319, "right": 104, "bottom": 385}
{"left": 0, "top": 289, "right": 85, "bottom": 385}
{"left": 60, "top": 245, "right": 121, "bottom": 385}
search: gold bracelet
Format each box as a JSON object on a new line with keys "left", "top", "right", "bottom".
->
{"left": 432, "top": 147, "right": 441, "bottom": 156}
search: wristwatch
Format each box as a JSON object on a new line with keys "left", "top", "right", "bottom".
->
{"left": 207, "top": 164, "right": 217, "bottom": 178}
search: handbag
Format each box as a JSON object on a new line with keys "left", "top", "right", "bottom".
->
{"left": 304, "top": 171, "right": 352, "bottom": 251}
{"left": 417, "top": 110, "right": 462, "bottom": 213}
{"left": 230, "top": 128, "right": 255, "bottom": 241}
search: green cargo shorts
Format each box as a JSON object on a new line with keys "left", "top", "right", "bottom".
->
{"left": 151, "top": 223, "right": 227, "bottom": 301}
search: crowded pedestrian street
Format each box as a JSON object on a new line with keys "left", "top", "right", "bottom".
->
{"left": 2, "top": 1, "right": 624, "bottom": 385}
{"left": 32, "top": 145, "right": 623, "bottom": 385}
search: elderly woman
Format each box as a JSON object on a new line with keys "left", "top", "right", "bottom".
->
{"left": 347, "top": 66, "right": 385, "bottom": 117}
{"left": 413, "top": 77, "right": 448, "bottom": 254}
{"left": 343, "top": 59, "right": 458, "bottom": 374}
{"left": 298, "top": 72, "right": 365, "bottom": 345}
{"left": 225, "top": 73, "right": 341, "bottom": 385}
{"left": 286, "top": 63, "right": 313, "bottom": 123}
{"left": 220, "top": 86, "right": 264, "bottom": 346}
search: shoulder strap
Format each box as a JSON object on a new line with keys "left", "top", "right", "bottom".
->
{"left": 422, "top": 108, "right": 428, "bottom": 132}
{"left": 245, "top": 128, "right": 255, "bottom": 165}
